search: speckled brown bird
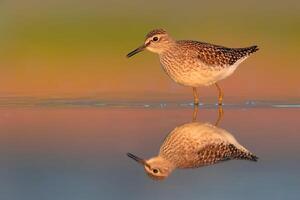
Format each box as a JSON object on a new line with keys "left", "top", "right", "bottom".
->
{"left": 127, "top": 122, "right": 258, "bottom": 180}
{"left": 127, "top": 29, "right": 259, "bottom": 105}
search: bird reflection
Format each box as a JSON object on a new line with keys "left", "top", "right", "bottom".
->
{"left": 127, "top": 106, "right": 258, "bottom": 180}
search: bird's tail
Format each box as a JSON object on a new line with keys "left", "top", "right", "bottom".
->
{"left": 235, "top": 150, "right": 259, "bottom": 162}
{"left": 242, "top": 45, "right": 259, "bottom": 55}
{"left": 247, "top": 45, "right": 259, "bottom": 54}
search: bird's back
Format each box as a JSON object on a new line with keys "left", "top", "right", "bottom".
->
{"left": 159, "top": 40, "right": 258, "bottom": 87}
{"left": 159, "top": 122, "right": 258, "bottom": 168}
{"left": 177, "top": 40, "right": 259, "bottom": 67}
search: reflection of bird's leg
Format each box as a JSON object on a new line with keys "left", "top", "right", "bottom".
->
{"left": 215, "top": 83, "right": 223, "bottom": 105}
{"left": 192, "top": 106, "right": 199, "bottom": 122}
{"left": 192, "top": 87, "right": 199, "bottom": 105}
{"left": 215, "top": 105, "right": 224, "bottom": 126}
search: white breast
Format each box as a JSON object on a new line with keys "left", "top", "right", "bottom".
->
{"left": 160, "top": 55, "right": 248, "bottom": 87}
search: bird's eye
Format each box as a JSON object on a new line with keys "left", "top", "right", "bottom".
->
{"left": 153, "top": 169, "right": 159, "bottom": 173}
{"left": 153, "top": 37, "right": 159, "bottom": 42}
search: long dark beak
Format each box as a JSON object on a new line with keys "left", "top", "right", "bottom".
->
{"left": 127, "top": 153, "right": 150, "bottom": 168}
{"left": 126, "top": 44, "right": 147, "bottom": 58}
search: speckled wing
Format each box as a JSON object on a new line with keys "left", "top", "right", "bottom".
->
{"left": 196, "top": 142, "right": 258, "bottom": 166}
{"left": 159, "top": 122, "right": 258, "bottom": 169}
{"left": 178, "top": 40, "right": 259, "bottom": 67}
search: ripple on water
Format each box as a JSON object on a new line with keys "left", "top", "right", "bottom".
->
{"left": 0, "top": 97, "right": 299, "bottom": 109}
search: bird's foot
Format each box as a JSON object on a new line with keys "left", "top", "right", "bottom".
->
{"left": 218, "top": 97, "right": 223, "bottom": 106}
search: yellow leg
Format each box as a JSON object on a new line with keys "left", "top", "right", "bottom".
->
{"left": 215, "top": 83, "right": 223, "bottom": 105}
{"left": 192, "top": 106, "right": 198, "bottom": 122}
{"left": 215, "top": 105, "right": 224, "bottom": 126}
{"left": 192, "top": 87, "right": 199, "bottom": 105}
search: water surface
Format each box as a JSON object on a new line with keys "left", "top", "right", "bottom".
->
{"left": 0, "top": 100, "right": 299, "bottom": 200}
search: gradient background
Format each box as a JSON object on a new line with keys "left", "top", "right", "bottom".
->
{"left": 0, "top": 1, "right": 300, "bottom": 200}
{"left": 1, "top": 0, "right": 299, "bottom": 100}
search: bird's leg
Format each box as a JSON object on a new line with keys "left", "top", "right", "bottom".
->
{"left": 215, "top": 105, "right": 224, "bottom": 126}
{"left": 215, "top": 83, "right": 223, "bottom": 105}
{"left": 192, "top": 106, "right": 198, "bottom": 122}
{"left": 192, "top": 87, "right": 199, "bottom": 105}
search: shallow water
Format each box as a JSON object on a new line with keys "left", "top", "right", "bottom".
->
{"left": 0, "top": 99, "right": 299, "bottom": 200}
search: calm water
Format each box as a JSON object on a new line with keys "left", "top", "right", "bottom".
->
{"left": 0, "top": 100, "right": 299, "bottom": 200}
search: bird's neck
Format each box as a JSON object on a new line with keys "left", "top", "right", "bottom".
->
{"left": 158, "top": 42, "right": 180, "bottom": 57}
{"left": 159, "top": 155, "right": 177, "bottom": 171}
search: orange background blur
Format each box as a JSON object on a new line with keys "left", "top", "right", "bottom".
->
{"left": 1, "top": 1, "right": 299, "bottom": 101}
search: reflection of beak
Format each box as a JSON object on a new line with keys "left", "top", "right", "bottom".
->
{"left": 127, "top": 153, "right": 150, "bottom": 168}
{"left": 126, "top": 43, "right": 148, "bottom": 58}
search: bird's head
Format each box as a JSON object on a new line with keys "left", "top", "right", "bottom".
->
{"left": 126, "top": 28, "right": 174, "bottom": 57}
{"left": 127, "top": 153, "right": 174, "bottom": 181}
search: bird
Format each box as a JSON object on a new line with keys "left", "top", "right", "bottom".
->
{"left": 127, "top": 120, "right": 258, "bottom": 180}
{"left": 126, "top": 28, "right": 259, "bottom": 105}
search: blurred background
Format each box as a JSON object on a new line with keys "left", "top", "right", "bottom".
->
{"left": 0, "top": 2, "right": 299, "bottom": 200}
{"left": 0, "top": 0, "right": 299, "bottom": 101}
